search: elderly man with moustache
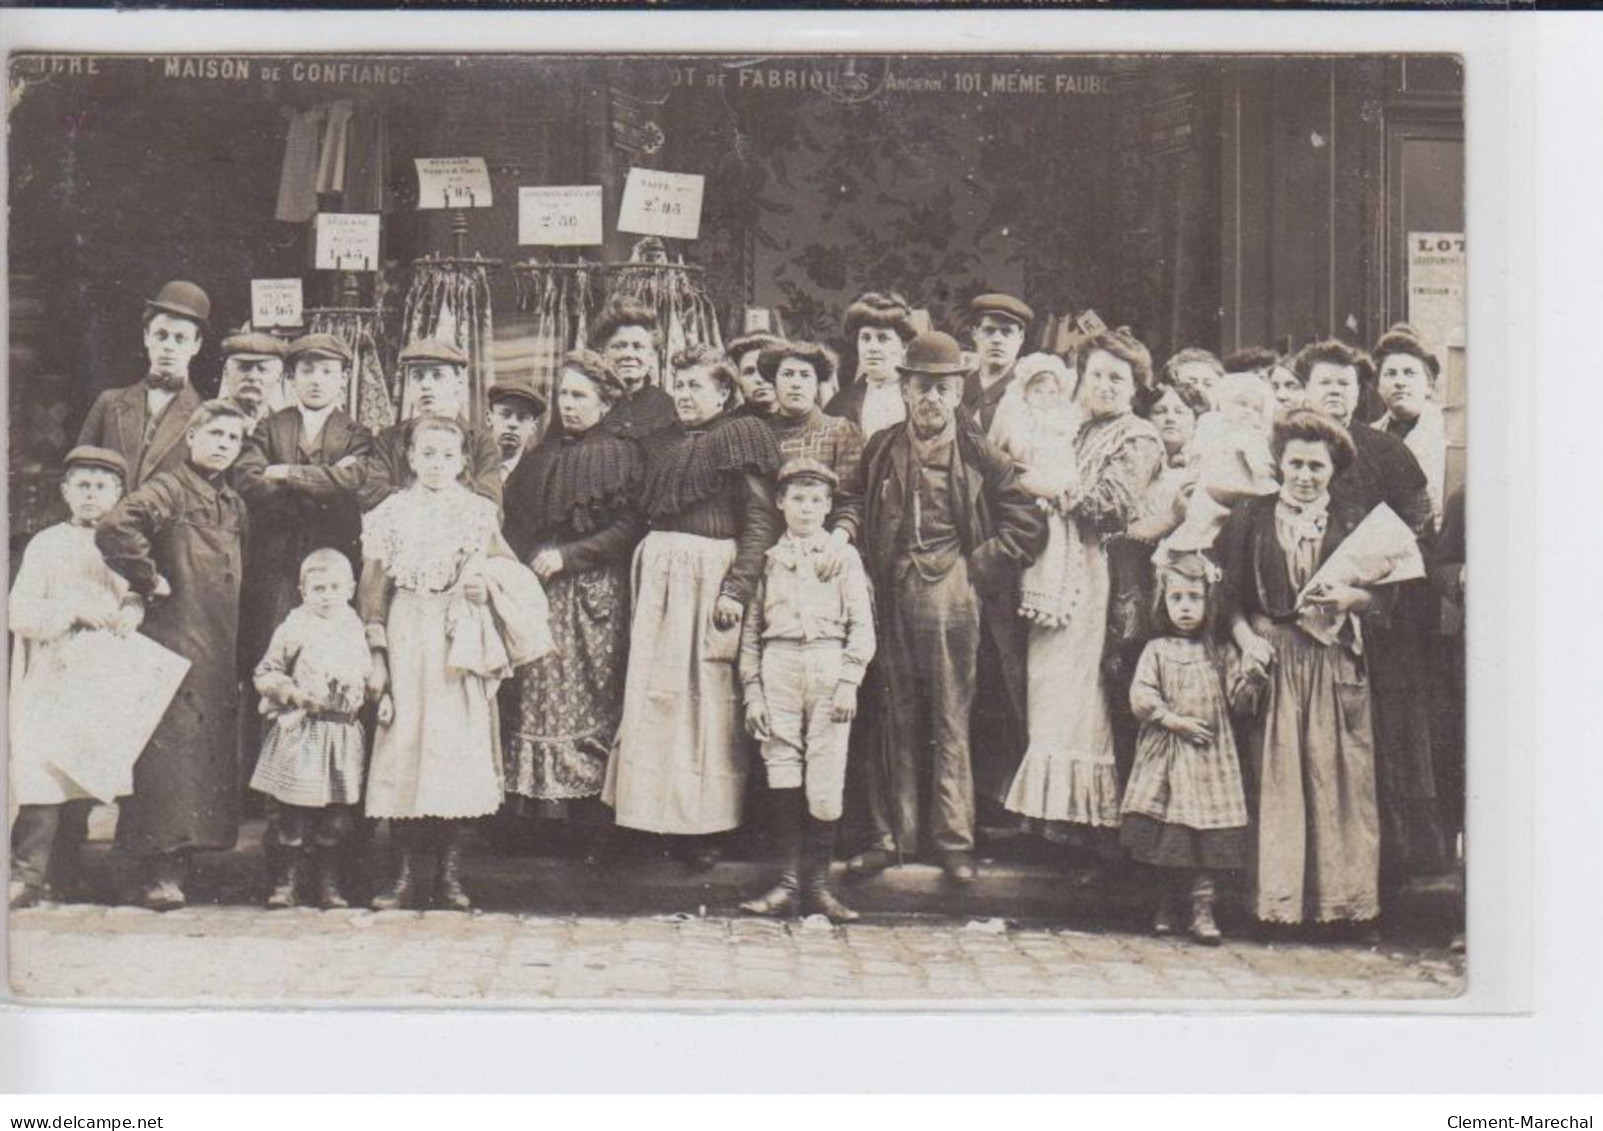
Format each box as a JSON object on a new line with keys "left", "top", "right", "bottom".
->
{"left": 847, "top": 331, "right": 1047, "bottom": 884}
{"left": 78, "top": 280, "right": 211, "bottom": 491}
{"left": 218, "top": 329, "right": 290, "bottom": 433}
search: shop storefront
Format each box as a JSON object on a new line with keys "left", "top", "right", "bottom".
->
{"left": 7, "top": 51, "right": 1463, "bottom": 545}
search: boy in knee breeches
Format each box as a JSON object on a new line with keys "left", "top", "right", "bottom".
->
{"left": 739, "top": 457, "right": 876, "bottom": 923}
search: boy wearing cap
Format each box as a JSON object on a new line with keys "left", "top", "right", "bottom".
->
{"left": 97, "top": 400, "right": 251, "bottom": 910}
{"left": 219, "top": 330, "right": 289, "bottom": 432}
{"left": 8, "top": 446, "right": 142, "bottom": 909}
{"left": 77, "top": 280, "right": 210, "bottom": 490}
{"left": 738, "top": 457, "right": 876, "bottom": 923}
{"left": 356, "top": 338, "right": 503, "bottom": 511}
{"left": 485, "top": 378, "right": 546, "bottom": 482}
{"left": 963, "top": 292, "right": 1033, "bottom": 436}
{"left": 234, "top": 333, "right": 376, "bottom": 697}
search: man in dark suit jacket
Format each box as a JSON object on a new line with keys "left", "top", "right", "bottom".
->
{"left": 847, "top": 331, "right": 1047, "bottom": 884}
{"left": 77, "top": 280, "right": 210, "bottom": 491}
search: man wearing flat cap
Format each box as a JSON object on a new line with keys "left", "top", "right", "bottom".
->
{"left": 850, "top": 331, "right": 1047, "bottom": 884}
{"left": 485, "top": 377, "right": 546, "bottom": 483}
{"left": 78, "top": 279, "right": 210, "bottom": 490}
{"left": 234, "top": 332, "right": 376, "bottom": 701}
{"left": 356, "top": 337, "right": 503, "bottom": 511}
{"left": 962, "top": 292, "right": 1034, "bottom": 436}
{"left": 218, "top": 329, "right": 289, "bottom": 433}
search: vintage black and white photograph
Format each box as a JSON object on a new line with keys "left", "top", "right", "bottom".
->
{"left": 4, "top": 48, "right": 1468, "bottom": 1005}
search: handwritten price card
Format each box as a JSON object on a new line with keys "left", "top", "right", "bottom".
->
{"left": 415, "top": 157, "right": 493, "bottom": 210}
{"left": 314, "top": 213, "right": 381, "bottom": 272}
{"left": 617, "top": 168, "right": 704, "bottom": 241}
{"left": 250, "top": 278, "right": 304, "bottom": 329}
{"left": 518, "top": 185, "right": 604, "bottom": 246}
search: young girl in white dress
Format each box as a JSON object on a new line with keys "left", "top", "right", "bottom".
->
{"left": 359, "top": 416, "right": 519, "bottom": 912}
{"left": 249, "top": 548, "right": 373, "bottom": 910}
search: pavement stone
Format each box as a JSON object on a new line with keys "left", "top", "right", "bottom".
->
{"left": 7, "top": 904, "right": 1465, "bottom": 1005}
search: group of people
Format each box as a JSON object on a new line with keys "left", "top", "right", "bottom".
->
{"left": 7, "top": 278, "right": 1464, "bottom": 947}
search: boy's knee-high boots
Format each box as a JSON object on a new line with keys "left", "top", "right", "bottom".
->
{"left": 802, "top": 815, "right": 858, "bottom": 924}
{"left": 266, "top": 844, "right": 305, "bottom": 910}
{"left": 741, "top": 788, "right": 804, "bottom": 918}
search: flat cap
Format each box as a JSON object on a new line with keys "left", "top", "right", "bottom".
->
{"left": 487, "top": 377, "right": 546, "bottom": 415}
{"left": 776, "top": 456, "right": 839, "bottom": 491}
{"left": 398, "top": 338, "right": 469, "bottom": 367}
{"left": 220, "top": 331, "right": 287, "bottom": 359}
{"left": 63, "top": 445, "right": 129, "bottom": 482}
{"left": 285, "top": 333, "right": 353, "bottom": 365}
{"left": 969, "top": 292, "right": 1034, "bottom": 329}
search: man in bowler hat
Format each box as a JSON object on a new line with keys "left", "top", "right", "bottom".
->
{"left": 849, "top": 331, "right": 1046, "bottom": 883}
{"left": 78, "top": 280, "right": 211, "bottom": 491}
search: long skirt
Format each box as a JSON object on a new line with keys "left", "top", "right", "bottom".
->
{"left": 1004, "top": 532, "right": 1123, "bottom": 841}
{"left": 1248, "top": 619, "right": 1381, "bottom": 924}
{"left": 505, "top": 563, "right": 630, "bottom": 803}
{"left": 365, "top": 590, "right": 503, "bottom": 820}
{"left": 603, "top": 531, "right": 748, "bottom": 835}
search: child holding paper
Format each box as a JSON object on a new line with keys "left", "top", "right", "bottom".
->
{"left": 8, "top": 447, "right": 143, "bottom": 909}
{"left": 249, "top": 549, "right": 374, "bottom": 910}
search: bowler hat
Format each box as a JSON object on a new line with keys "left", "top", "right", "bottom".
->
{"left": 144, "top": 280, "right": 211, "bottom": 327}
{"left": 969, "top": 293, "right": 1034, "bottom": 330}
{"left": 63, "top": 445, "right": 129, "bottom": 483}
{"left": 777, "top": 456, "right": 839, "bottom": 492}
{"left": 398, "top": 338, "right": 469, "bottom": 367}
{"left": 285, "top": 333, "right": 353, "bottom": 366}
{"left": 896, "top": 331, "right": 973, "bottom": 378}
{"left": 221, "top": 331, "right": 287, "bottom": 359}
{"left": 487, "top": 377, "right": 546, "bottom": 416}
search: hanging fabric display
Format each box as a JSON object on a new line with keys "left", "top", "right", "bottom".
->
{"left": 306, "top": 306, "right": 396, "bottom": 432}
{"left": 605, "top": 238, "right": 723, "bottom": 387}
{"left": 511, "top": 259, "right": 604, "bottom": 419}
{"left": 401, "top": 255, "right": 496, "bottom": 421}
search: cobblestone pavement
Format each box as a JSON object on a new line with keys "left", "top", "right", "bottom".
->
{"left": 7, "top": 904, "right": 1465, "bottom": 1004}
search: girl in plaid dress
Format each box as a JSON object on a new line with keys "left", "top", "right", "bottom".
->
{"left": 1119, "top": 553, "right": 1252, "bottom": 945}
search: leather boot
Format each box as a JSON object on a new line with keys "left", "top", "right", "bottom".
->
{"left": 1189, "top": 872, "right": 1222, "bottom": 946}
{"left": 140, "top": 853, "right": 189, "bottom": 912}
{"left": 314, "top": 847, "right": 349, "bottom": 910}
{"left": 265, "top": 846, "right": 304, "bottom": 910}
{"left": 370, "top": 845, "right": 416, "bottom": 911}
{"left": 802, "top": 816, "right": 859, "bottom": 924}
{"left": 740, "top": 788, "right": 803, "bottom": 919}
{"left": 435, "top": 824, "right": 473, "bottom": 912}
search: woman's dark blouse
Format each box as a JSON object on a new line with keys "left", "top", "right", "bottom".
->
{"left": 641, "top": 412, "right": 782, "bottom": 604}
{"left": 502, "top": 425, "right": 646, "bottom": 573}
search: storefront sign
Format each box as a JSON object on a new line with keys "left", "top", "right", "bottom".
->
{"left": 617, "top": 168, "right": 704, "bottom": 241}
{"left": 250, "top": 279, "right": 304, "bottom": 329}
{"left": 415, "top": 157, "right": 493, "bottom": 210}
{"left": 314, "top": 213, "right": 381, "bottom": 271}
{"left": 518, "top": 186, "right": 604, "bottom": 246}
{"left": 1407, "top": 232, "right": 1466, "bottom": 357}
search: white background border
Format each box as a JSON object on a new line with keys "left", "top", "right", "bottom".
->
{"left": 0, "top": 5, "right": 1588, "bottom": 1091}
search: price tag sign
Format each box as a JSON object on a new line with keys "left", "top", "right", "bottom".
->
{"left": 415, "top": 157, "right": 493, "bottom": 210}
{"left": 250, "top": 278, "right": 304, "bottom": 330}
{"left": 518, "top": 185, "right": 604, "bottom": 246}
{"left": 617, "top": 168, "right": 704, "bottom": 241}
{"left": 314, "top": 214, "right": 381, "bottom": 271}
